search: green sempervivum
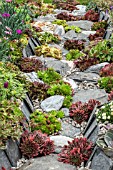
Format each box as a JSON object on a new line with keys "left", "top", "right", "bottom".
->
{"left": 37, "top": 32, "right": 61, "bottom": 44}
{"left": 47, "top": 81, "right": 73, "bottom": 108}
{"left": 64, "top": 25, "right": 81, "bottom": 33}
{"left": 37, "top": 68, "right": 62, "bottom": 85}
{"left": 98, "top": 77, "right": 113, "bottom": 93}
{"left": 52, "top": 19, "right": 68, "bottom": 27}
{"left": 0, "top": 100, "right": 23, "bottom": 149}
{"left": 30, "top": 110, "right": 62, "bottom": 135}
{"left": 66, "top": 49, "right": 84, "bottom": 61}
{"left": 35, "top": 44, "right": 62, "bottom": 60}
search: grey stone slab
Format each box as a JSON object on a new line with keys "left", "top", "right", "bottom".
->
{"left": 73, "top": 89, "right": 108, "bottom": 105}
{"left": 54, "top": 25, "right": 65, "bottom": 36}
{"left": 90, "top": 149, "right": 113, "bottom": 170}
{"left": 24, "top": 72, "right": 44, "bottom": 83}
{"left": 36, "top": 14, "right": 56, "bottom": 22}
{"left": 0, "top": 150, "right": 11, "bottom": 169}
{"left": 61, "top": 121, "right": 80, "bottom": 138}
{"left": 41, "top": 95, "right": 64, "bottom": 112}
{"left": 68, "top": 72, "right": 100, "bottom": 82}
{"left": 61, "top": 108, "right": 70, "bottom": 117}
{"left": 85, "top": 62, "right": 109, "bottom": 73}
{"left": 39, "top": 57, "right": 71, "bottom": 76}
{"left": 19, "top": 154, "right": 76, "bottom": 170}
{"left": 67, "top": 20, "right": 93, "bottom": 30}
{"left": 5, "top": 138, "right": 21, "bottom": 167}
{"left": 63, "top": 30, "right": 77, "bottom": 40}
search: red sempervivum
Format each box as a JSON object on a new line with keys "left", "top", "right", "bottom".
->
{"left": 69, "top": 99, "right": 100, "bottom": 124}
{"left": 20, "top": 130, "right": 54, "bottom": 159}
{"left": 99, "top": 63, "right": 113, "bottom": 77}
{"left": 58, "top": 137, "right": 93, "bottom": 166}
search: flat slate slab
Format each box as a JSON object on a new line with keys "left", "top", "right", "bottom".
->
{"left": 73, "top": 89, "right": 108, "bottom": 105}
{"left": 67, "top": 20, "right": 93, "bottom": 30}
{"left": 68, "top": 72, "right": 100, "bottom": 82}
{"left": 90, "top": 149, "right": 113, "bottom": 170}
{"left": 19, "top": 154, "right": 76, "bottom": 170}
{"left": 38, "top": 57, "right": 71, "bottom": 76}
{"left": 61, "top": 121, "right": 80, "bottom": 138}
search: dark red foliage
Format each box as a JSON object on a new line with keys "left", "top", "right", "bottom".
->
{"left": 88, "top": 28, "right": 105, "bottom": 41}
{"left": 58, "top": 137, "right": 93, "bottom": 166}
{"left": 64, "top": 39, "right": 85, "bottom": 50}
{"left": 74, "top": 56, "right": 99, "bottom": 71}
{"left": 84, "top": 10, "right": 99, "bottom": 22}
{"left": 54, "top": 0, "right": 79, "bottom": 9}
{"left": 99, "top": 63, "right": 113, "bottom": 77}
{"left": 57, "top": 12, "right": 84, "bottom": 21}
{"left": 20, "top": 130, "right": 54, "bottom": 159}
{"left": 69, "top": 99, "right": 100, "bottom": 124}
{"left": 28, "top": 81, "right": 50, "bottom": 100}
{"left": 18, "top": 57, "right": 44, "bottom": 73}
{"left": 108, "top": 91, "right": 113, "bottom": 101}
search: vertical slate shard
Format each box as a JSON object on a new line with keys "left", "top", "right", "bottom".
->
{"left": 21, "top": 101, "right": 31, "bottom": 120}
{"left": 5, "top": 138, "right": 22, "bottom": 167}
{"left": 0, "top": 150, "right": 11, "bottom": 169}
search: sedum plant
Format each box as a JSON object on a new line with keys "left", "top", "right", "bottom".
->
{"left": 0, "top": 100, "right": 23, "bottom": 149}
{"left": 69, "top": 99, "right": 100, "bottom": 124}
{"left": 20, "top": 130, "right": 54, "bottom": 159}
{"left": 30, "top": 110, "right": 62, "bottom": 135}
{"left": 96, "top": 101, "right": 113, "bottom": 123}
{"left": 58, "top": 137, "right": 93, "bottom": 166}
{"left": 37, "top": 68, "right": 62, "bottom": 85}
{"left": 28, "top": 81, "right": 50, "bottom": 101}
{"left": 98, "top": 77, "right": 113, "bottom": 93}
{"left": 66, "top": 49, "right": 84, "bottom": 61}
{"left": 35, "top": 45, "right": 62, "bottom": 60}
